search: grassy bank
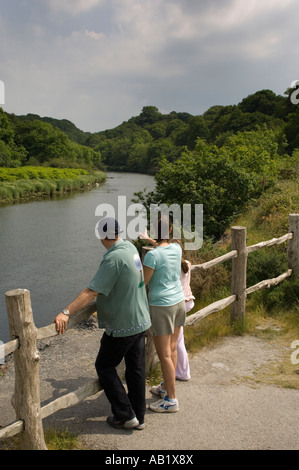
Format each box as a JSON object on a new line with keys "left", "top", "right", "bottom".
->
{"left": 1, "top": 427, "right": 84, "bottom": 451}
{"left": 0, "top": 167, "right": 106, "bottom": 204}
{"left": 180, "top": 173, "right": 299, "bottom": 389}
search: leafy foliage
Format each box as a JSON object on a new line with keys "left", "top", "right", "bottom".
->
{"left": 1, "top": 87, "right": 299, "bottom": 237}
{"left": 2, "top": 87, "right": 299, "bottom": 174}
{"left": 135, "top": 125, "right": 288, "bottom": 239}
{"left": 0, "top": 109, "right": 103, "bottom": 170}
{"left": 81, "top": 89, "right": 298, "bottom": 174}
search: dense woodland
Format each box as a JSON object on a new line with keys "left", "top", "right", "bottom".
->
{"left": 1, "top": 87, "right": 299, "bottom": 238}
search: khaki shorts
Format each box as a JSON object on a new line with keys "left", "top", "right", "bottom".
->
{"left": 149, "top": 300, "right": 186, "bottom": 337}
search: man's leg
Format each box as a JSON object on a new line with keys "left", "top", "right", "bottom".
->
{"left": 95, "top": 332, "right": 137, "bottom": 422}
{"left": 124, "top": 332, "right": 146, "bottom": 424}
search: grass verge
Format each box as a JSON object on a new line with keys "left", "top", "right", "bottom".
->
{"left": 0, "top": 168, "right": 106, "bottom": 204}
{"left": 1, "top": 427, "right": 84, "bottom": 450}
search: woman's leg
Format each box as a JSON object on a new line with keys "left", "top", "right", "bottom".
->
{"left": 153, "top": 326, "right": 181, "bottom": 399}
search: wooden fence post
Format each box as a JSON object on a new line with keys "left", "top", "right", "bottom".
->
{"left": 5, "top": 289, "right": 47, "bottom": 450}
{"left": 230, "top": 226, "right": 247, "bottom": 324}
{"left": 288, "top": 214, "right": 299, "bottom": 278}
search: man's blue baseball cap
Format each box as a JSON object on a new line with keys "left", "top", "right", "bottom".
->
{"left": 96, "top": 217, "right": 123, "bottom": 239}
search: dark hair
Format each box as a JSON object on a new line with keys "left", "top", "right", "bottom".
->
{"left": 102, "top": 222, "right": 119, "bottom": 240}
{"left": 153, "top": 214, "right": 173, "bottom": 242}
{"left": 171, "top": 238, "right": 189, "bottom": 274}
{"left": 181, "top": 258, "right": 189, "bottom": 274}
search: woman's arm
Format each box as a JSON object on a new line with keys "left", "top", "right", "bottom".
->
{"left": 143, "top": 265, "right": 155, "bottom": 286}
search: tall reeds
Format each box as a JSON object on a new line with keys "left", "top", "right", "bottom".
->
{"left": 0, "top": 168, "right": 106, "bottom": 203}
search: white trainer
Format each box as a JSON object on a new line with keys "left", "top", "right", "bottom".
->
{"left": 150, "top": 382, "right": 167, "bottom": 399}
{"left": 149, "top": 396, "right": 179, "bottom": 413}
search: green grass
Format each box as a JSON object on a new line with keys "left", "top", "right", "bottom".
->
{"left": 44, "top": 427, "right": 85, "bottom": 450}
{"left": 1, "top": 427, "right": 85, "bottom": 450}
{"left": 0, "top": 167, "right": 106, "bottom": 203}
{"left": 0, "top": 166, "right": 89, "bottom": 182}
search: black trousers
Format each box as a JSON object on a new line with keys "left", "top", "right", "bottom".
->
{"left": 95, "top": 331, "right": 146, "bottom": 423}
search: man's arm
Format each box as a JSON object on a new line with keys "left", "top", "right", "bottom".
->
{"left": 54, "top": 288, "right": 98, "bottom": 335}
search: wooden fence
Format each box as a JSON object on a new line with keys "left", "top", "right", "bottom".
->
{"left": 0, "top": 213, "right": 298, "bottom": 449}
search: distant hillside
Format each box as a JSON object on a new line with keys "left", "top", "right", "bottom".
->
{"left": 0, "top": 110, "right": 103, "bottom": 169}
{"left": 9, "top": 113, "right": 90, "bottom": 145}
{"left": 1, "top": 87, "right": 299, "bottom": 172}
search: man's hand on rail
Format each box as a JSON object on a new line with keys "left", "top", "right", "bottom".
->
{"left": 53, "top": 288, "right": 98, "bottom": 335}
{"left": 54, "top": 312, "right": 69, "bottom": 335}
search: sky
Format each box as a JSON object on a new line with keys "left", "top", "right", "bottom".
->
{"left": 0, "top": 0, "right": 298, "bottom": 133}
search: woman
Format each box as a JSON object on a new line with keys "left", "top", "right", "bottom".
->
{"left": 142, "top": 216, "right": 186, "bottom": 413}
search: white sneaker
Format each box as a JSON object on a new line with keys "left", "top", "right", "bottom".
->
{"left": 150, "top": 382, "right": 167, "bottom": 399}
{"left": 149, "top": 396, "right": 179, "bottom": 413}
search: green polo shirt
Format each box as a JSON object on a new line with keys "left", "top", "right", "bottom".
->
{"left": 88, "top": 239, "right": 151, "bottom": 337}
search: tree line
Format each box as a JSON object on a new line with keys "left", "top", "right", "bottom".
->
{"left": 1, "top": 88, "right": 298, "bottom": 173}
{"left": 1, "top": 87, "right": 299, "bottom": 239}
{"left": 87, "top": 88, "right": 299, "bottom": 174}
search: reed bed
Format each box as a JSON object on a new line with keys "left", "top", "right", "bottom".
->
{"left": 0, "top": 167, "right": 106, "bottom": 203}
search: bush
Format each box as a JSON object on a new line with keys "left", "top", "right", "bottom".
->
{"left": 247, "top": 249, "right": 288, "bottom": 287}
{"left": 260, "top": 277, "right": 299, "bottom": 311}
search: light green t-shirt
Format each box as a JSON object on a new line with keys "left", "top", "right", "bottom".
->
{"left": 143, "top": 243, "right": 185, "bottom": 306}
{"left": 88, "top": 239, "right": 151, "bottom": 337}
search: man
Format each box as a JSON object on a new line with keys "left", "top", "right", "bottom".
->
{"left": 54, "top": 217, "right": 151, "bottom": 430}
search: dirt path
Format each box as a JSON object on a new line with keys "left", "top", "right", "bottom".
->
{"left": 1, "top": 322, "right": 299, "bottom": 450}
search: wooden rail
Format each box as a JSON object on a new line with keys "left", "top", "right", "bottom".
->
{"left": 0, "top": 213, "right": 298, "bottom": 449}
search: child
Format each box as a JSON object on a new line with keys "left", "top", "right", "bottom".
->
{"left": 176, "top": 255, "right": 194, "bottom": 380}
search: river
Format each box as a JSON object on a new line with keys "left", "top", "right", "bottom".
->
{"left": 0, "top": 172, "right": 155, "bottom": 343}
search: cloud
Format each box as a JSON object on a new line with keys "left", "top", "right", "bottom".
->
{"left": 1, "top": 0, "right": 299, "bottom": 131}
{"left": 44, "top": 0, "right": 105, "bottom": 15}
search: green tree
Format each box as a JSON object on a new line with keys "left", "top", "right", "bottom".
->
{"left": 239, "top": 89, "right": 288, "bottom": 118}
{"left": 13, "top": 120, "right": 102, "bottom": 168}
{"left": 284, "top": 106, "right": 299, "bottom": 153}
{"left": 0, "top": 108, "right": 28, "bottom": 166}
{"left": 185, "top": 116, "right": 210, "bottom": 148}
{"left": 135, "top": 127, "right": 285, "bottom": 240}
{"left": 136, "top": 106, "right": 162, "bottom": 126}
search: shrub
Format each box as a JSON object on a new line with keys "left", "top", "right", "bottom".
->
{"left": 247, "top": 249, "right": 288, "bottom": 287}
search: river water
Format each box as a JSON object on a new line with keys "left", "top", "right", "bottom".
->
{"left": 0, "top": 172, "right": 155, "bottom": 343}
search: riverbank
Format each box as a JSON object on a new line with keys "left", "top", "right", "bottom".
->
{"left": 0, "top": 168, "right": 106, "bottom": 204}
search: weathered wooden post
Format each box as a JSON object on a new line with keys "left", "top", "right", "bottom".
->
{"left": 230, "top": 226, "right": 247, "bottom": 324}
{"left": 5, "top": 289, "right": 47, "bottom": 450}
{"left": 288, "top": 214, "right": 299, "bottom": 278}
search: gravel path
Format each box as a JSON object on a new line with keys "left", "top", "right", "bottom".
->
{"left": 1, "top": 321, "right": 299, "bottom": 451}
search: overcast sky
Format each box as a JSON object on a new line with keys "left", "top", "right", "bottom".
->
{"left": 0, "top": 0, "right": 298, "bottom": 132}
